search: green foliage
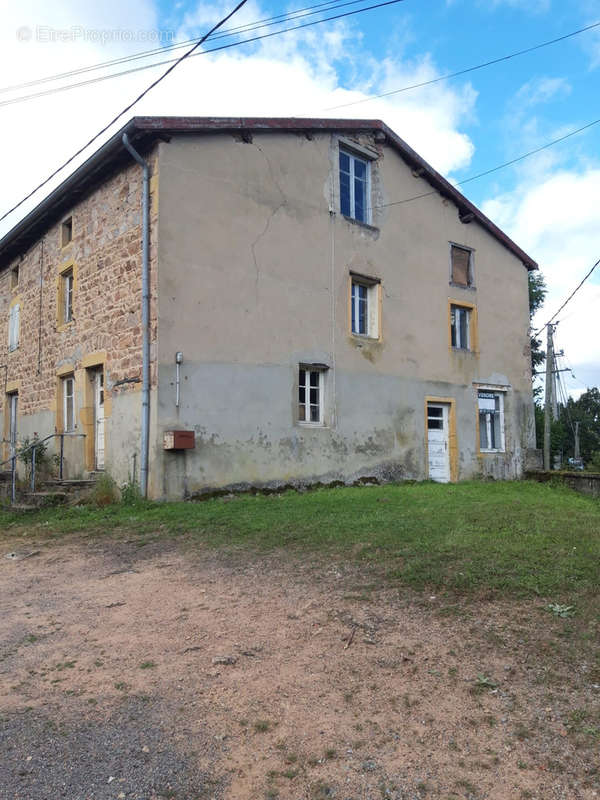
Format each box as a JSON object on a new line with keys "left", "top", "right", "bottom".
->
{"left": 17, "top": 435, "right": 59, "bottom": 480}
{"left": 555, "top": 388, "right": 600, "bottom": 465}
{"left": 90, "top": 472, "right": 120, "bottom": 506}
{"left": 1, "top": 481, "right": 599, "bottom": 602}
{"left": 120, "top": 478, "right": 143, "bottom": 505}
{"left": 528, "top": 273, "right": 547, "bottom": 398}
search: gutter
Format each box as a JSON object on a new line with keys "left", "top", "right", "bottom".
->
{"left": 122, "top": 134, "right": 151, "bottom": 499}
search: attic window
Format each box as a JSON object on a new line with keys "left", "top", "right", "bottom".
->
{"left": 450, "top": 244, "right": 473, "bottom": 287}
{"left": 61, "top": 217, "right": 73, "bottom": 248}
{"left": 10, "top": 265, "right": 19, "bottom": 290}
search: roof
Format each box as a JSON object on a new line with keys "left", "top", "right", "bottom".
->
{"left": 0, "top": 116, "right": 537, "bottom": 270}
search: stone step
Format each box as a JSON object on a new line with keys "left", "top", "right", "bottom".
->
{"left": 22, "top": 491, "right": 68, "bottom": 508}
{"left": 43, "top": 479, "right": 97, "bottom": 490}
{"left": 5, "top": 504, "right": 38, "bottom": 513}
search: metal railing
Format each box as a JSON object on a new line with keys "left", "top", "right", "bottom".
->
{"left": 0, "top": 432, "right": 86, "bottom": 505}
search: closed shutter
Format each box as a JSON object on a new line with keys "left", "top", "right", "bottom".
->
{"left": 451, "top": 246, "right": 470, "bottom": 286}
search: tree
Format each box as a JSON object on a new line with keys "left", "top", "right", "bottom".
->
{"left": 528, "top": 272, "right": 547, "bottom": 379}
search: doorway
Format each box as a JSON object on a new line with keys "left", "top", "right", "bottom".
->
{"left": 427, "top": 402, "right": 450, "bottom": 483}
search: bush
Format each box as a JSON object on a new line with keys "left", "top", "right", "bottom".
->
{"left": 17, "top": 435, "right": 59, "bottom": 481}
{"left": 121, "top": 479, "right": 143, "bottom": 505}
{"left": 90, "top": 472, "right": 120, "bottom": 506}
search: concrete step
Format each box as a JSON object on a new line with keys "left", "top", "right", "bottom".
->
{"left": 5, "top": 504, "right": 38, "bottom": 513}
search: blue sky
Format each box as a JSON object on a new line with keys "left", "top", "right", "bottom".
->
{"left": 1, "top": 0, "right": 599, "bottom": 392}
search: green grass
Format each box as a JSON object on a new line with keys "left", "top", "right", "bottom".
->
{"left": 2, "top": 480, "right": 599, "bottom": 600}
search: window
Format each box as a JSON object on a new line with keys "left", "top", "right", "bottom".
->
{"left": 350, "top": 274, "right": 381, "bottom": 338}
{"left": 450, "top": 304, "right": 470, "bottom": 350}
{"left": 62, "top": 376, "right": 75, "bottom": 432}
{"left": 339, "top": 149, "right": 369, "bottom": 223}
{"left": 10, "top": 265, "right": 19, "bottom": 290}
{"left": 450, "top": 244, "right": 473, "bottom": 287}
{"left": 478, "top": 391, "right": 505, "bottom": 452}
{"left": 8, "top": 303, "right": 19, "bottom": 351}
{"left": 61, "top": 217, "right": 73, "bottom": 247}
{"left": 60, "top": 268, "right": 74, "bottom": 324}
{"left": 298, "top": 366, "right": 325, "bottom": 425}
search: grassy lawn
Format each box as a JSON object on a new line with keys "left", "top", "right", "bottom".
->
{"left": 2, "top": 479, "right": 599, "bottom": 602}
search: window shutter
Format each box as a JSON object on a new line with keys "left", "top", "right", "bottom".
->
{"left": 8, "top": 303, "right": 19, "bottom": 350}
{"left": 14, "top": 304, "right": 20, "bottom": 347}
{"left": 451, "top": 246, "right": 470, "bottom": 286}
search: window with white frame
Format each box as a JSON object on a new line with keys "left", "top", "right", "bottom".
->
{"left": 298, "top": 366, "right": 325, "bottom": 425}
{"left": 339, "top": 149, "right": 369, "bottom": 224}
{"left": 478, "top": 391, "right": 505, "bottom": 452}
{"left": 450, "top": 304, "right": 471, "bottom": 350}
{"left": 62, "top": 375, "right": 75, "bottom": 432}
{"left": 8, "top": 303, "right": 19, "bottom": 351}
{"left": 350, "top": 274, "right": 380, "bottom": 338}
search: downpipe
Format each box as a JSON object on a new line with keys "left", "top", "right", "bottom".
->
{"left": 122, "top": 134, "right": 150, "bottom": 499}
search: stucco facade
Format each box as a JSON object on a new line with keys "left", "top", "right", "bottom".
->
{"left": 0, "top": 118, "right": 538, "bottom": 500}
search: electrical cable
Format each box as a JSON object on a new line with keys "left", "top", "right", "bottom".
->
{"left": 0, "top": 0, "right": 404, "bottom": 224}
{"left": 319, "top": 20, "right": 600, "bottom": 111}
{"left": 0, "top": 0, "right": 404, "bottom": 109}
{"left": 372, "top": 116, "right": 600, "bottom": 212}
{"left": 533, "top": 255, "right": 600, "bottom": 336}
{"left": 0, "top": 0, "right": 368, "bottom": 96}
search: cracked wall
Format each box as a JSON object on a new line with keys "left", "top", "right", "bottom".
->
{"left": 151, "top": 131, "right": 535, "bottom": 499}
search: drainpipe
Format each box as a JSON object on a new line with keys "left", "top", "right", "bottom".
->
{"left": 122, "top": 134, "right": 150, "bottom": 498}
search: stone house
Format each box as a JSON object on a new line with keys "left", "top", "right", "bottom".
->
{"left": 0, "top": 117, "right": 538, "bottom": 500}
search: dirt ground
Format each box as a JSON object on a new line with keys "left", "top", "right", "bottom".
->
{"left": 1, "top": 533, "right": 598, "bottom": 800}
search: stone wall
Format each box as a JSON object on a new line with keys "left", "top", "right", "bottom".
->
{"left": 0, "top": 147, "right": 158, "bottom": 480}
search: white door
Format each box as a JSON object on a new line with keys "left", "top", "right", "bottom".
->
{"left": 94, "top": 371, "right": 105, "bottom": 470}
{"left": 8, "top": 394, "right": 18, "bottom": 456}
{"left": 427, "top": 403, "right": 450, "bottom": 483}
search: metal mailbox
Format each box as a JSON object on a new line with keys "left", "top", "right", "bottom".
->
{"left": 163, "top": 430, "right": 195, "bottom": 450}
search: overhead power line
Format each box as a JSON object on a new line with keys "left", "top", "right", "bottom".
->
{"left": 0, "top": 0, "right": 404, "bottom": 109}
{"left": 0, "top": 0, "right": 367, "bottom": 96}
{"left": 0, "top": 0, "right": 404, "bottom": 225}
{"left": 372, "top": 115, "right": 600, "bottom": 212}
{"left": 320, "top": 19, "right": 600, "bottom": 111}
{"left": 534, "top": 256, "right": 600, "bottom": 336}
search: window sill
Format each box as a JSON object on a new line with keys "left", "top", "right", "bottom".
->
{"left": 7, "top": 346, "right": 19, "bottom": 353}
{"left": 450, "top": 346, "right": 476, "bottom": 354}
{"left": 480, "top": 449, "right": 505, "bottom": 454}
{"left": 297, "top": 422, "right": 326, "bottom": 429}
{"left": 57, "top": 321, "right": 75, "bottom": 332}
{"left": 449, "top": 282, "right": 476, "bottom": 291}
{"left": 341, "top": 215, "right": 380, "bottom": 235}
{"left": 351, "top": 333, "right": 381, "bottom": 344}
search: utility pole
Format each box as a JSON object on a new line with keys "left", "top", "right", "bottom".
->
{"left": 574, "top": 421, "right": 581, "bottom": 460}
{"left": 543, "top": 323, "right": 554, "bottom": 471}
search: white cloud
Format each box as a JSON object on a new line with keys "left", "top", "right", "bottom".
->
{"left": 482, "top": 167, "right": 600, "bottom": 392}
{"left": 515, "top": 76, "right": 571, "bottom": 107}
{"left": 0, "top": 0, "right": 478, "bottom": 237}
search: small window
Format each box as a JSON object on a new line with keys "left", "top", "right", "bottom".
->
{"left": 350, "top": 275, "right": 380, "bottom": 338}
{"left": 8, "top": 303, "right": 19, "bottom": 351}
{"left": 427, "top": 406, "right": 443, "bottom": 430}
{"left": 62, "top": 376, "right": 75, "bottom": 432}
{"left": 339, "top": 149, "right": 369, "bottom": 224}
{"left": 478, "top": 391, "right": 505, "bottom": 452}
{"left": 61, "top": 268, "right": 74, "bottom": 324}
{"left": 450, "top": 304, "right": 471, "bottom": 350}
{"left": 61, "top": 217, "right": 73, "bottom": 248}
{"left": 10, "top": 265, "right": 19, "bottom": 290}
{"left": 298, "top": 366, "right": 325, "bottom": 425}
{"left": 450, "top": 244, "right": 473, "bottom": 287}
